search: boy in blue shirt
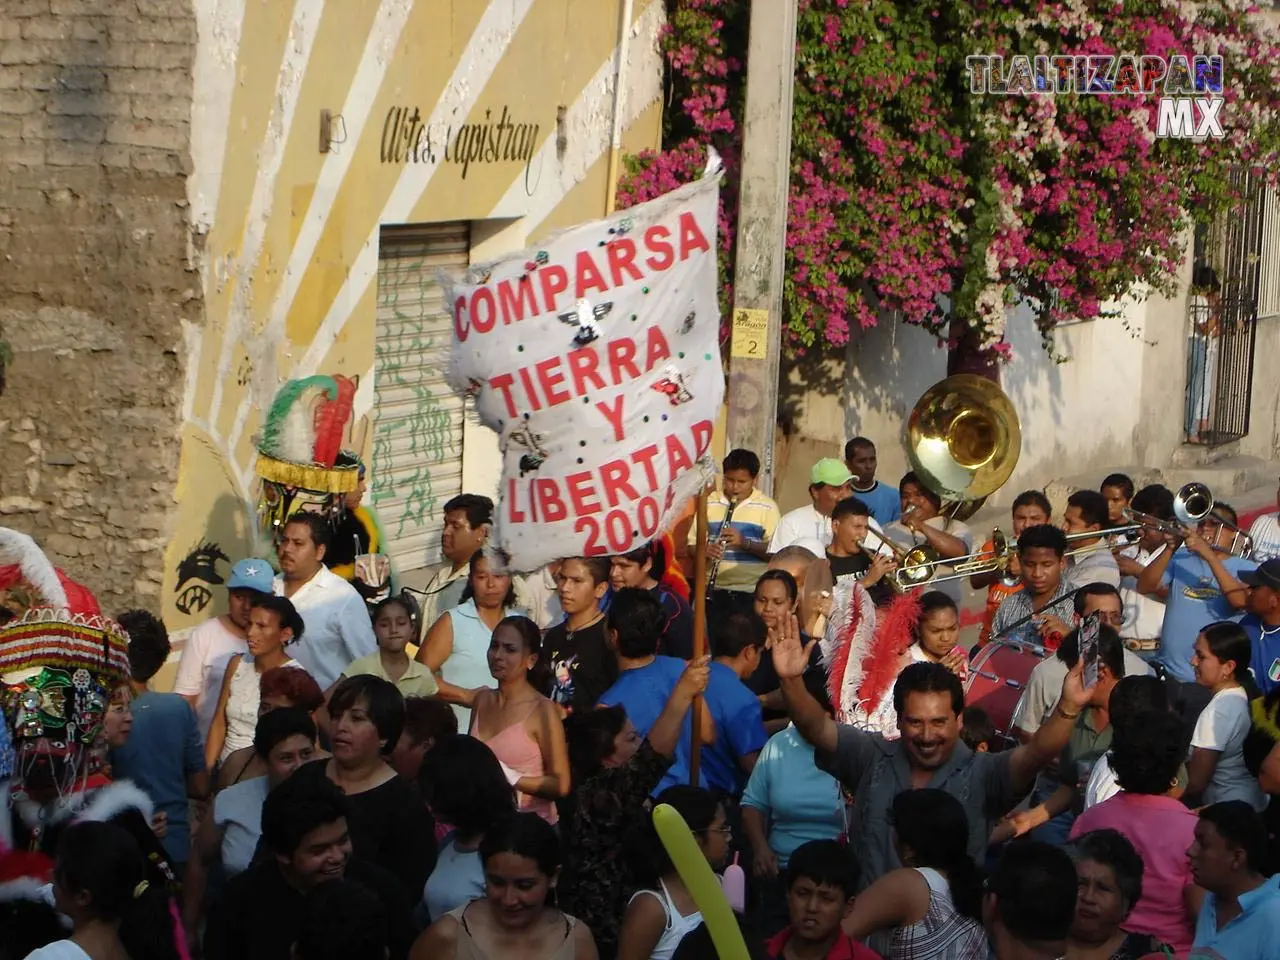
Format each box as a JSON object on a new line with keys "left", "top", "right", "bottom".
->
{"left": 597, "top": 588, "right": 711, "bottom": 795}
{"left": 704, "top": 612, "right": 769, "bottom": 795}
{"left": 1136, "top": 503, "right": 1254, "bottom": 684}
{"left": 844, "top": 437, "right": 900, "bottom": 527}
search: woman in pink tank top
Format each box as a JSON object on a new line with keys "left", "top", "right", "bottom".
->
{"left": 469, "top": 615, "right": 570, "bottom": 824}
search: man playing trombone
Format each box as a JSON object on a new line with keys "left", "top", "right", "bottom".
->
{"left": 878, "top": 472, "right": 973, "bottom": 607}
{"left": 1134, "top": 501, "right": 1255, "bottom": 690}
{"left": 1061, "top": 490, "right": 1122, "bottom": 589}
{"left": 825, "top": 497, "right": 896, "bottom": 606}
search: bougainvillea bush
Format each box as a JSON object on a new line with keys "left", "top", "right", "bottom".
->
{"left": 616, "top": 0, "right": 1280, "bottom": 364}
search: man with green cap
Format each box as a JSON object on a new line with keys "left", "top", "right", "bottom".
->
{"left": 768, "top": 458, "right": 863, "bottom": 553}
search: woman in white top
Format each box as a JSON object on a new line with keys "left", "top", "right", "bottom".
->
{"left": 1186, "top": 621, "right": 1268, "bottom": 810}
{"left": 26, "top": 820, "right": 180, "bottom": 960}
{"left": 417, "top": 550, "right": 520, "bottom": 730}
{"left": 618, "top": 785, "right": 731, "bottom": 960}
{"left": 843, "top": 789, "right": 987, "bottom": 960}
{"left": 205, "top": 595, "right": 306, "bottom": 769}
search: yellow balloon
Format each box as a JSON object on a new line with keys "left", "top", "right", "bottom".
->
{"left": 651, "top": 803, "right": 748, "bottom": 960}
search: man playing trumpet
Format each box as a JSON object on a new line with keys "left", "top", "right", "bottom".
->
{"left": 1135, "top": 501, "right": 1255, "bottom": 687}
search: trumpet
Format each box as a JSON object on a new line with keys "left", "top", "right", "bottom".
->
{"left": 865, "top": 536, "right": 939, "bottom": 592}
{"left": 1124, "top": 482, "right": 1254, "bottom": 558}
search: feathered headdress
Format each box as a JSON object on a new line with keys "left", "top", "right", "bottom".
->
{"left": 0, "top": 528, "right": 127, "bottom": 789}
{"left": 255, "top": 375, "right": 360, "bottom": 542}
{"left": 0, "top": 529, "right": 101, "bottom": 625}
{"left": 255, "top": 375, "right": 359, "bottom": 494}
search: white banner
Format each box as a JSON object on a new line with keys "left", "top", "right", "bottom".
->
{"left": 446, "top": 161, "right": 724, "bottom": 572}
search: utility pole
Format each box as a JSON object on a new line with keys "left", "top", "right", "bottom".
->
{"left": 725, "top": 0, "right": 798, "bottom": 496}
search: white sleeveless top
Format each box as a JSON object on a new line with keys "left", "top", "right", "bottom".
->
{"left": 629, "top": 877, "right": 703, "bottom": 960}
{"left": 885, "top": 867, "right": 986, "bottom": 960}
{"left": 221, "top": 656, "right": 303, "bottom": 761}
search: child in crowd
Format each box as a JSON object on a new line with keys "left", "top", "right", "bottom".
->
{"left": 340, "top": 592, "right": 437, "bottom": 698}
{"left": 960, "top": 707, "right": 995, "bottom": 754}
{"left": 765, "top": 840, "right": 881, "bottom": 960}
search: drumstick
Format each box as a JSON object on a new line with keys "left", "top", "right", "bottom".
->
{"left": 990, "top": 586, "right": 1086, "bottom": 642}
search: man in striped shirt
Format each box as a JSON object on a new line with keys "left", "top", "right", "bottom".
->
{"left": 699, "top": 448, "right": 781, "bottom": 619}
{"left": 990, "top": 524, "right": 1076, "bottom": 649}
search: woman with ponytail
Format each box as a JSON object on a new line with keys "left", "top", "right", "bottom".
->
{"left": 26, "top": 821, "right": 180, "bottom": 960}
{"left": 469, "top": 615, "right": 571, "bottom": 825}
{"left": 841, "top": 789, "right": 986, "bottom": 959}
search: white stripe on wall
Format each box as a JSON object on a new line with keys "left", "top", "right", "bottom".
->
{"left": 208, "top": 0, "right": 325, "bottom": 425}
{"left": 292, "top": 0, "right": 537, "bottom": 380}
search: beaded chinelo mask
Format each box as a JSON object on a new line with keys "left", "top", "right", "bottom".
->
{"left": 0, "top": 608, "right": 131, "bottom": 795}
{"left": 0, "top": 528, "right": 126, "bottom": 799}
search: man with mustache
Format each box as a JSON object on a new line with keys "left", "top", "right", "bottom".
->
{"left": 772, "top": 612, "right": 1093, "bottom": 891}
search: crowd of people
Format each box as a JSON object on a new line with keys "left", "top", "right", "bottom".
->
{"left": 4, "top": 438, "right": 1280, "bottom": 960}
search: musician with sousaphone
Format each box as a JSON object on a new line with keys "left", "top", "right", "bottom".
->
{"left": 819, "top": 374, "right": 1024, "bottom": 734}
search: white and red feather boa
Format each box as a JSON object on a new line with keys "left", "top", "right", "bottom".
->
{"left": 821, "top": 584, "right": 923, "bottom": 737}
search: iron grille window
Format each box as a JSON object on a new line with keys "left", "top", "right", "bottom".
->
{"left": 1184, "top": 172, "right": 1266, "bottom": 446}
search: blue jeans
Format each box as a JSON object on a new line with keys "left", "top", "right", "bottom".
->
{"left": 1028, "top": 783, "right": 1075, "bottom": 847}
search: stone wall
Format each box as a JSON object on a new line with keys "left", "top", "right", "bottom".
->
{"left": 0, "top": 0, "right": 197, "bottom": 614}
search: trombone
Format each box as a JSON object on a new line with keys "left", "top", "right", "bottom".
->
{"left": 1123, "top": 482, "right": 1254, "bottom": 558}
{"left": 1062, "top": 523, "right": 1145, "bottom": 558}
{"left": 872, "top": 528, "right": 1018, "bottom": 589}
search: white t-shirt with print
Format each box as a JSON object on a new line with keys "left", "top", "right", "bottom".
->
{"left": 172, "top": 616, "right": 247, "bottom": 743}
{"left": 1191, "top": 685, "right": 1267, "bottom": 811}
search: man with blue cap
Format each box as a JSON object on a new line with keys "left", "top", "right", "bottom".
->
{"left": 173, "top": 557, "right": 275, "bottom": 742}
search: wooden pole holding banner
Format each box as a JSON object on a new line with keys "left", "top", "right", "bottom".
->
{"left": 598, "top": 3, "right": 711, "bottom": 785}
{"left": 689, "top": 490, "right": 709, "bottom": 785}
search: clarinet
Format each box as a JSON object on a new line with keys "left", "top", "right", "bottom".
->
{"left": 705, "top": 498, "right": 739, "bottom": 596}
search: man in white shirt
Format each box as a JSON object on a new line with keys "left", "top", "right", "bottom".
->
{"left": 274, "top": 513, "right": 376, "bottom": 689}
{"left": 401, "top": 493, "right": 492, "bottom": 634}
{"left": 1246, "top": 477, "right": 1280, "bottom": 562}
{"left": 1012, "top": 584, "right": 1154, "bottom": 744}
{"left": 1063, "top": 489, "right": 1121, "bottom": 589}
{"left": 172, "top": 557, "right": 275, "bottom": 742}
{"left": 768, "top": 458, "right": 855, "bottom": 553}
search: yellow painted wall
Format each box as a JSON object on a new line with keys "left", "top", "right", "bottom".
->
{"left": 164, "top": 0, "right": 666, "bottom": 631}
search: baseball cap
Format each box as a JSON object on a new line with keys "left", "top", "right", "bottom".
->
{"left": 1241, "top": 558, "right": 1280, "bottom": 591}
{"left": 810, "top": 458, "right": 854, "bottom": 488}
{"left": 227, "top": 558, "right": 276, "bottom": 594}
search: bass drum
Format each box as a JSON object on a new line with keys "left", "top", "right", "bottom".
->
{"left": 965, "top": 639, "right": 1047, "bottom": 750}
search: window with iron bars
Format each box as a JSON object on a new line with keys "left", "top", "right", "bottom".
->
{"left": 1184, "top": 172, "right": 1270, "bottom": 447}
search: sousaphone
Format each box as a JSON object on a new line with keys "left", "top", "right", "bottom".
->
{"left": 905, "top": 374, "right": 1021, "bottom": 522}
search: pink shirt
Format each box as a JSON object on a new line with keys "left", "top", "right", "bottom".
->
{"left": 1069, "top": 792, "right": 1197, "bottom": 954}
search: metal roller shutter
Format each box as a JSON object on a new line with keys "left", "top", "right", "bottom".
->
{"left": 373, "top": 223, "right": 470, "bottom": 574}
